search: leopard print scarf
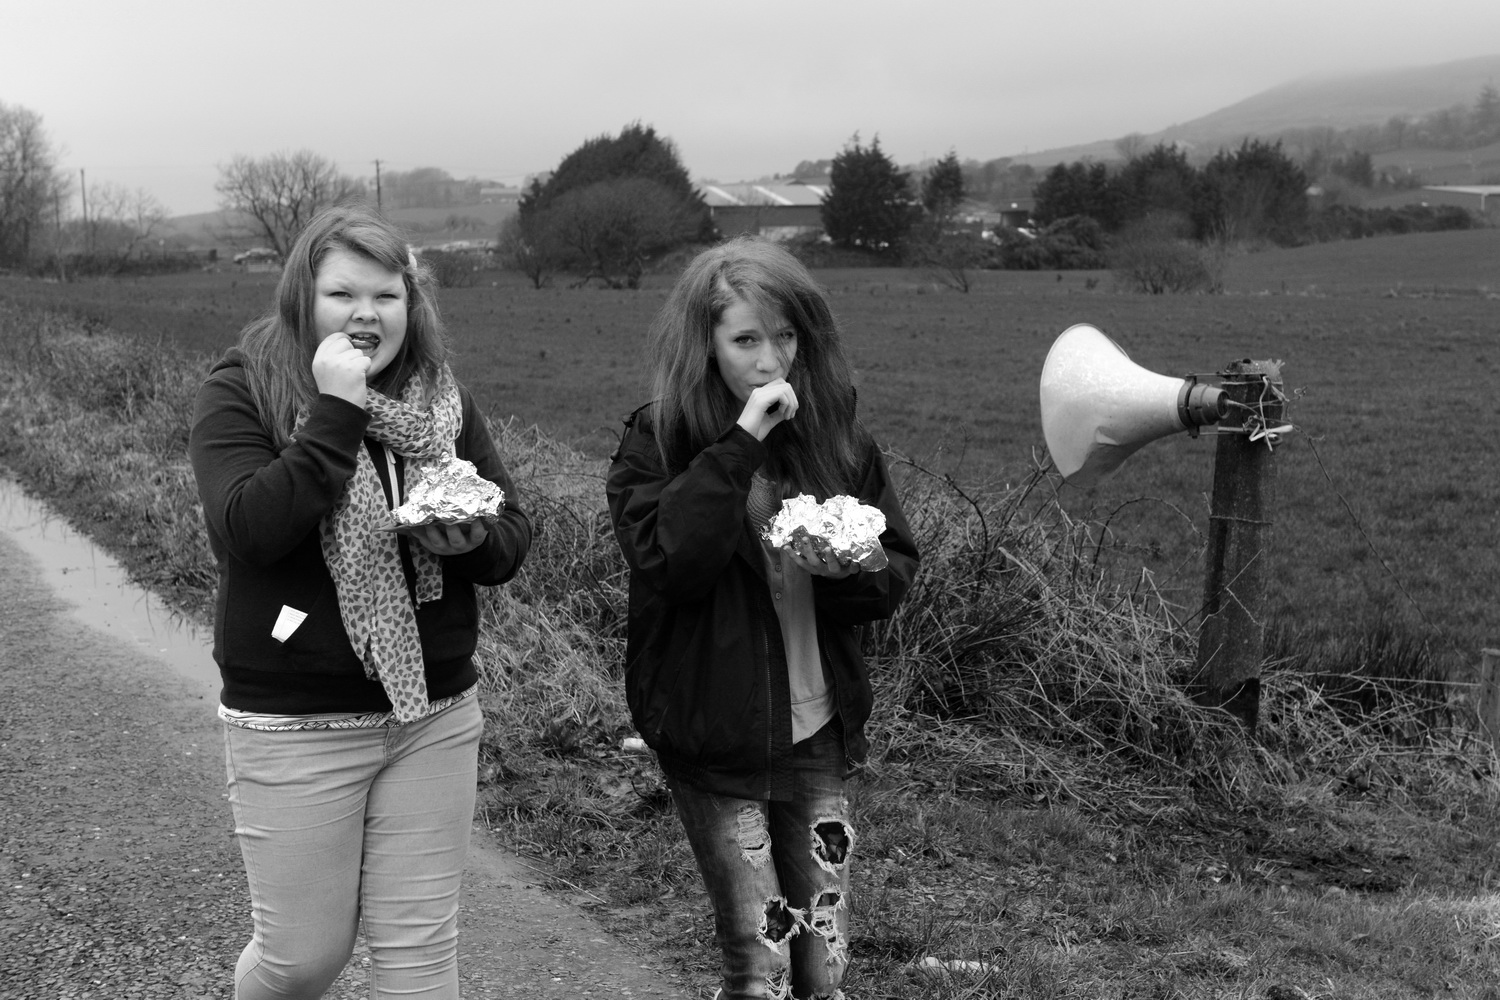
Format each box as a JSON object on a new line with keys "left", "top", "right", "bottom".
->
{"left": 315, "top": 367, "right": 463, "bottom": 723}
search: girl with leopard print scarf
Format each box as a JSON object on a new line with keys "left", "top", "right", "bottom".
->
{"left": 189, "top": 204, "right": 531, "bottom": 999}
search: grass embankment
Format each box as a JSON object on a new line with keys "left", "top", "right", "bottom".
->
{"left": 2, "top": 290, "right": 1500, "bottom": 997}
{"left": 5, "top": 239, "right": 1498, "bottom": 681}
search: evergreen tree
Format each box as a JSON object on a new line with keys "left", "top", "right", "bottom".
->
{"left": 920, "top": 150, "right": 965, "bottom": 224}
{"left": 1474, "top": 84, "right": 1500, "bottom": 143}
{"left": 1330, "top": 151, "right": 1375, "bottom": 188}
{"left": 821, "top": 135, "right": 917, "bottom": 251}
{"left": 1193, "top": 140, "right": 1308, "bottom": 245}
{"left": 1114, "top": 144, "right": 1198, "bottom": 226}
{"left": 519, "top": 122, "right": 711, "bottom": 241}
{"left": 1032, "top": 161, "right": 1123, "bottom": 230}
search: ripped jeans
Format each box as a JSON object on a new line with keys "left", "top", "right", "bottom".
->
{"left": 665, "top": 721, "right": 852, "bottom": 1000}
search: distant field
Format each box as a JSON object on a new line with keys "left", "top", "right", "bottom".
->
{"left": 1372, "top": 139, "right": 1500, "bottom": 185}
{"left": 2, "top": 229, "right": 1497, "bottom": 672}
{"left": 1223, "top": 226, "right": 1500, "bottom": 295}
{"left": 386, "top": 203, "right": 517, "bottom": 226}
{"left": 157, "top": 202, "right": 518, "bottom": 249}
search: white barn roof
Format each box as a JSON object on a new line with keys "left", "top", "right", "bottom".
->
{"left": 698, "top": 183, "right": 829, "bottom": 207}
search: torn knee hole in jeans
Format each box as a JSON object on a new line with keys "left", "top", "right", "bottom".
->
{"left": 735, "top": 804, "right": 772, "bottom": 870}
{"left": 757, "top": 895, "right": 801, "bottom": 953}
{"left": 807, "top": 889, "right": 849, "bottom": 967}
{"left": 811, "top": 818, "right": 853, "bottom": 871}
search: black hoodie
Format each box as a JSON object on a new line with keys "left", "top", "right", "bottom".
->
{"left": 606, "top": 405, "right": 919, "bottom": 800}
{"left": 188, "top": 350, "right": 531, "bottom": 714}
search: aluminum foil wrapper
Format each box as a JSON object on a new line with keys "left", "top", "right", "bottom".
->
{"left": 388, "top": 455, "right": 505, "bottom": 528}
{"left": 762, "top": 494, "right": 888, "bottom": 571}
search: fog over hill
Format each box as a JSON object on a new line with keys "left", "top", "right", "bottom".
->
{"left": 1006, "top": 53, "right": 1500, "bottom": 167}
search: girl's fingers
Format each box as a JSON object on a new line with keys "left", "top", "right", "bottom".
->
{"left": 782, "top": 541, "right": 855, "bottom": 577}
{"left": 738, "top": 381, "right": 798, "bottom": 440}
{"left": 414, "top": 520, "right": 487, "bottom": 555}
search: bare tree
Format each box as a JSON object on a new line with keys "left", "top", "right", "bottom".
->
{"left": 543, "top": 177, "right": 698, "bottom": 288}
{"left": 0, "top": 101, "right": 66, "bottom": 269}
{"left": 497, "top": 212, "right": 558, "bottom": 289}
{"left": 906, "top": 231, "right": 988, "bottom": 292}
{"left": 82, "top": 183, "right": 168, "bottom": 268}
{"left": 214, "top": 151, "right": 365, "bottom": 257}
{"left": 1110, "top": 213, "right": 1223, "bottom": 294}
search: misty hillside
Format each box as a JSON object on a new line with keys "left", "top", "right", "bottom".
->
{"left": 1011, "top": 53, "right": 1500, "bottom": 166}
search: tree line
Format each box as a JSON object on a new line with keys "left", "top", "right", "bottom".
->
{"left": 5, "top": 92, "right": 1493, "bottom": 286}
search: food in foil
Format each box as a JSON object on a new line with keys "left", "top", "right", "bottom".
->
{"left": 386, "top": 454, "right": 505, "bottom": 529}
{"left": 762, "top": 494, "right": 888, "bottom": 571}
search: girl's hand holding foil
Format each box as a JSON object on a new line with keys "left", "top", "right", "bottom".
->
{"left": 783, "top": 536, "right": 857, "bottom": 579}
{"left": 409, "top": 519, "right": 489, "bottom": 556}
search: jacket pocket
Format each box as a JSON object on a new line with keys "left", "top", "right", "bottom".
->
{"left": 220, "top": 570, "right": 362, "bottom": 677}
{"left": 277, "top": 578, "right": 363, "bottom": 674}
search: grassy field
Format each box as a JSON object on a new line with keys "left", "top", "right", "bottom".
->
{"left": 4, "top": 228, "right": 1497, "bottom": 676}
{"left": 4, "top": 230, "right": 1500, "bottom": 997}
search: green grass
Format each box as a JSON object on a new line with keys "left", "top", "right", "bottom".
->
{"left": 4, "top": 233, "right": 1500, "bottom": 997}
{"left": 15, "top": 236, "right": 1496, "bottom": 675}
{"left": 7, "top": 241, "right": 1500, "bottom": 656}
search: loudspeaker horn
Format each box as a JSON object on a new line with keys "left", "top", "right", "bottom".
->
{"left": 1040, "top": 324, "right": 1226, "bottom": 488}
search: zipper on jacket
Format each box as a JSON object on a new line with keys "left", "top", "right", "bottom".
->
{"left": 818, "top": 619, "right": 854, "bottom": 773}
{"left": 763, "top": 615, "right": 774, "bottom": 798}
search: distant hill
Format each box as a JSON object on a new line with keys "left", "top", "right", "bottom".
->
{"left": 1007, "top": 53, "right": 1500, "bottom": 168}
{"left": 158, "top": 210, "right": 233, "bottom": 249}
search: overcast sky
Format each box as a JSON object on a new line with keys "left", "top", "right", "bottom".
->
{"left": 7, "top": 0, "right": 1500, "bottom": 217}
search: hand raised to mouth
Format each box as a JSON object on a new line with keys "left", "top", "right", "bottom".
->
{"left": 736, "top": 379, "right": 798, "bottom": 441}
{"left": 312, "top": 332, "right": 373, "bottom": 408}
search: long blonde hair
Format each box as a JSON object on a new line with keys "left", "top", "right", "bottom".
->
{"left": 237, "top": 204, "right": 448, "bottom": 448}
{"left": 646, "top": 236, "right": 865, "bottom": 498}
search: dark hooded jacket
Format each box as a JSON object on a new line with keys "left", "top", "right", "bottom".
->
{"left": 606, "top": 405, "right": 919, "bottom": 800}
{"left": 188, "top": 350, "right": 531, "bottom": 714}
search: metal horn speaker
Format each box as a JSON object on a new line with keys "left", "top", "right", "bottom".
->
{"left": 1039, "top": 324, "right": 1226, "bottom": 488}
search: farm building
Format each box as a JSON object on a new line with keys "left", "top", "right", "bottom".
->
{"left": 478, "top": 186, "right": 522, "bottom": 204}
{"left": 996, "top": 199, "right": 1035, "bottom": 230}
{"left": 1415, "top": 185, "right": 1500, "bottom": 220}
{"left": 698, "top": 182, "right": 828, "bottom": 239}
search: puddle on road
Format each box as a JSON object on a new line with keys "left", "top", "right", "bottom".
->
{"left": 0, "top": 476, "right": 220, "bottom": 702}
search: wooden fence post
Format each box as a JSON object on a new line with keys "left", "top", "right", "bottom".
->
{"left": 1194, "top": 359, "right": 1284, "bottom": 733}
{"left": 1476, "top": 649, "right": 1500, "bottom": 741}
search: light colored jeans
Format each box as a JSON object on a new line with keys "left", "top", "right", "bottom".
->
{"left": 222, "top": 697, "right": 482, "bottom": 1000}
{"left": 666, "top": 721, "right": 853, "bottom": 1000}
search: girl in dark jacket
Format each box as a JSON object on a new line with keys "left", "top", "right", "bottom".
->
{"left": 607, "top": 236, "right": 918, "bottom": 999}
{"left": 189, "top": 205, "right": 531, "bottom": 999}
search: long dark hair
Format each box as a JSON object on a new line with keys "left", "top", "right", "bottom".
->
{"left": 646, "top": 236, "right": 865, "bottom": 498}
{"left": 236, "top": 204, "right": 448, "bottom": 448}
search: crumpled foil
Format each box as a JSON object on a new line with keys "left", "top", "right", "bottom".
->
{"left": 762, "top": 494, "right": 889, "bottom": 571}
{"left": 386, "top": 454, "right": 505, "bottom": 528}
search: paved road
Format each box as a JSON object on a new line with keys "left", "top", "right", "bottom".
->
{"left": 0, "top": 524, "right": 693, "bottom": 999}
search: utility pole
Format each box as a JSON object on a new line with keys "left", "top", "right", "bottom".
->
{"left": 373, "top": 159, "right": 383, "bottom": 213}
{"left": 54, "top": 189, "right": 67, "bottom": 282}
{"left": 79, "top": 168, "right": 89, "bottom": 254}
